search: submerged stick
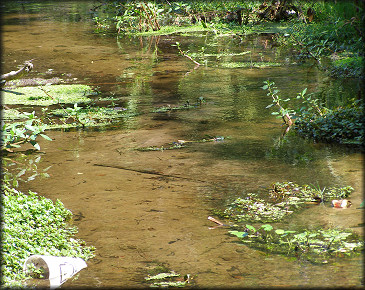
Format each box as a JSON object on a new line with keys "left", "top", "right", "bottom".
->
{"left": 207, "top": 216, "right": 225, "bottom": 226}
{"left": 93, "top": 163, "right": 208, "bottom": 183}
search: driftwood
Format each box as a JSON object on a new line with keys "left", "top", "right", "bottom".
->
{"left": 1, "top": 60, "right": 34, "bottom": 82}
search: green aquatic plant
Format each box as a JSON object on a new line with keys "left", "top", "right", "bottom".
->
{"left": 269, "top": 181, "right": 353, "bottom": 203}
{"left": 136, "top": 143, "right": 185, "bottom": 152}
{"left": 229, "top": 225, "right": 363, "bottom": 264}
{"left": 263, "top": 80, "right": 295, "bottom": 127}
{"left": 50, "top": 104, "right": 134, "bottom": 128}
{"left": 330, "top": 53, "right": 363, "bottom": 78}
{"left": 41, "top": 90, "right": 139, "bottom": 130}
{"left": 263, "top": 80, "right": 363, "bottom": 145}
{"left": 220, "top": 61, "right": 282, "bottom": 68}
{"left": 2, "top": 154, "right": 51, "bottom": 188}
{"left": 136, "top": 136, "right": 225, "bottom": 152}
{"left": 294, "top": 101, "right": 364, "bottom": 145}
{"left": 221, "top": 182, "right": 354, "bottom": 223}
{"left": 2, "top": 84, "right": 94, "bottom": 106}
{"left": 1, "top": 184, "right": 95, "bottom": 287}
{"left": 145, "top": 270, "right": 191, "bottom": 287}
{"left": 143, "top": 261, "right": 193, "bottom": 288}
{"left": 152, "top": 98, "right": 205, "bottom": 113}
{"left": 222, "top": 192, "right": 292, "bottom": 223}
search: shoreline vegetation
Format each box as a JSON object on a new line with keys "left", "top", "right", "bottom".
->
{"left": 1, "top": 0, "right": 364, "bottom": 287}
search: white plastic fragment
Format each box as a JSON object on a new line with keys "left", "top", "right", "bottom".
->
{"left": 23, "top": 255, "right": 87, "bottom": 289}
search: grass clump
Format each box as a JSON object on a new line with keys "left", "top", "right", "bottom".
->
{"left": 1, "top": 184, "right": 95, "bottom": 287}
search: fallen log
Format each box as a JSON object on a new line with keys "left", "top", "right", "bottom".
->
{"left": 1, "top": 60, "right": 34, "bottom": 82}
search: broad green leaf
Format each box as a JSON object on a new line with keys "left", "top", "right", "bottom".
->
{"left": 229, "top": 230, "right": 248, "bottom": 238}
{"left": 40, "top": 134, "right": 52, "bottom": 141}
{"left": 246, "top": 224, "right": 256, "bottom": 232}
{"left": 261, "top": 224, "right": 273, "bottom": 231}
{"left": 30, "top": 141, "right": 40, "bottom": 150}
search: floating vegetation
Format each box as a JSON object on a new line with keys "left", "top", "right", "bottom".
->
{"left": 152, "top": 98, "right": 205, "bottom": 113}
{"left": 2, "top": 85, "right": 94, "bottom": 106}
{"left": 216, "top": 181, "right": 360, "bottom": 263}
{"left": 189, "top": 50, "right": 251, "bottom": 58}
{"left": 135, "top": 24, "right": 210, "bottom": 36}
{"left": 136, "top": 143, "right": 185, "bottom": 152}
{"left": 51, "top": 105, "right": 133, "bottom": 123}
{"left": 220, "top": 182, "right": 354, "bottom": 223}
{"left": 136, "top": 136, "right": 225, "bottom": 152}
{"left": 145, "top": 271, "right": 191, "bottom": 288}
{"left": 269, "top": 181, "right": 353, "bottom": 203}
{"left": 220, "top": 61, "right": 282, "bottom": 68}
{"left": 229, "top": 225, "right": 363, "bottom": 264}
{"left": 143, "top": 262, "right": 193, "bottom": 288}
{"left": 222, "top": 192, "right": 292, "bottom": 223}
{"left": 145, "top": 271, "right": 190, "bottom": 287}
{"left": 1, "top": 108, "right": 24, "bottom": 121}
{"left": 4, "top": 77, "right": 64, "bottom": 88}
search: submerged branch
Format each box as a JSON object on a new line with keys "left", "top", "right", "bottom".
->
{"left": 93, "top": 163, "right": 208, "bottom": 183}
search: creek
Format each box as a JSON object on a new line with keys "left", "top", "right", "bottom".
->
{"left": 2, "top": 1, "right": 363, "bottom": 287}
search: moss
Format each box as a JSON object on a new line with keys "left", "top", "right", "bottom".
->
{"left": 2, "top": 84, "right": 95, "bottom": 106}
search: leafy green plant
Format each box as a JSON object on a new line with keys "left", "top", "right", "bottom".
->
{"left": 173, "top": 41, "right": 202, "bottom": 66}
{"left": 263, "top": 80, "right": 295, "bottom": 127}
{"left": 330, "top": 54, "right": 363, "bottom": 78}
{"left": 2, "top": 154, "right": 51, "bottom": 188}
{"left": 1, "top": 184, "right": 95, "bottom": 287}
{"left": 136, "top": 136, "right": 225, "bottom": 151}
{"left": 269, "top": 181, "right": 353, "bottom": 203}
{"left": 145, "top": 271, "right": 191, "bottom": 288}
{"left": 222, "top": 192, "right": 292, "bottom": 223}
{"left": 263, "top": 80, "right": 364, "bottom": 145}
{"left": 229, "top": 225, "right": 363, "bottom": 264}
{"left": 220, "top": 182, "right": 354, "bottom": 223}
{"left": 152, "top": 98, "right": 205, "bottom": 113}
{"left": 294, "top": 102, "right": 364, "bottom": 145}
{"left": 1, "top": 111, "right": 52, "bottom": 152}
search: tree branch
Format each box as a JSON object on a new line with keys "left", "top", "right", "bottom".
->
{"left": 1, "top": 60, "right": 34, "bottom": 82}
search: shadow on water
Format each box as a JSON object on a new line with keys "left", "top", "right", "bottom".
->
{"left": 2, "top": 1, "right": 363, "bottom": 288}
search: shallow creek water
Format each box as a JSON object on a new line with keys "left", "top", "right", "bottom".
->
{"left": 2, "top": 1, "right": 363, "bottom": 288}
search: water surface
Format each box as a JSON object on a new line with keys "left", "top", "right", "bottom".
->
{"left": 2, "top": 1, "right": 363, "bottom": 287}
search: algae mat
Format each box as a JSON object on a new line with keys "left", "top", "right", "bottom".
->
{"left": 2, "top": 84, "right": 94, "bottom": 106}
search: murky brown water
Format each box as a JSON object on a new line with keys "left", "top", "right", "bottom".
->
{"left": 2, "top": 1, "right": 363, "bottom": 288}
